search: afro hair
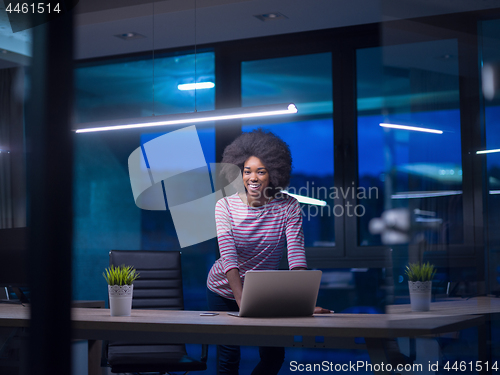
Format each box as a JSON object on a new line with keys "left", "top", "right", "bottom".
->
{"left": 221, "top": 129, "right": 292, "bottom": 191}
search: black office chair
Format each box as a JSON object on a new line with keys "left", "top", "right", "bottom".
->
{"left": 104, "top": 250, "right": 208, "bottom": 374}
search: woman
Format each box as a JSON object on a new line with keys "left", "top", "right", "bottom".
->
{"left": 206, "top": 129, "right": 330, "bottom": 375}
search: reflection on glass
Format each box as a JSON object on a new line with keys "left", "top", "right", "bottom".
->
{"left": 241, "top": 52, "right": 334, "bottom": 247}
{"left": 75, "top": 52, "right": 215, "bottom": 123}
{"left": 0, "top": 17, "right": 31, "bottom": 230}
{"left": 380, "top": 123, "right": 443, "bottom": 134}
{"left": 357, "top": 40, "right": 463, "bottom": 246}
{"left": 73, "top": 52, "right": 215, "bottom": 308}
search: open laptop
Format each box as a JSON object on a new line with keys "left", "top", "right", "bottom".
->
{"left": 228, "top": 270, "right": 322, "bottom": 317}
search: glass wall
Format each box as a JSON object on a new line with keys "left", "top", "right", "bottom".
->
{"left": 241, "top": 52, "right": 334, "bottom": 248}
{"left": 73, "top": 51, "right": 216, "bottom": 308}
{"left": 0, "top": 21, "right": 30, "bottom": 300}
{"left": 75, "top": 51, "right": 215, "bottom": 122}
{"left": 357, "top": 40, "right": 463, "bottom": 251}
{"left": 480, "top": 19, "right": 500, "bottom": 294}
{"left": 0, "top": 23, "right": 30, "bottom": 230}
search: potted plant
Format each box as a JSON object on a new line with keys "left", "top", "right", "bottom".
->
{"left": 405, "top": 262, "right": 436, "bottom": 312}
{"left": 103, "top": 265, "right": 139, "bottom": 316}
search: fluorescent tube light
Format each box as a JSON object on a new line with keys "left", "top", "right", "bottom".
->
{"left": 379, "top": 123, "right": 443, "bottom": 134}
{"left": 178, "top": 82, "right": 215, "bottom": 91}
{"left": 476, "top": 149, "right": 500, "bottom": 155}
{"left": 391, "top": 190, "right": 462, "bottom": 199}
{"left": 75, "top": 103, "right": 298, "bottom": 133}
{"left": 282, "top": 191, "right": 327, "bottom": 206}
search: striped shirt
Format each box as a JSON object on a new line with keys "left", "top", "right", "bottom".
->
{"left": 207, "top": 193, "right": 307, "bottom": 300}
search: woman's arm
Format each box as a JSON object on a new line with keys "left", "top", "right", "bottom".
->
{"left": 285, "top": 199, "right": 308, "bottom": 270}
{"left": 287, "top": 199, "right": 332, "bottom": 313}
{"left": 226, "top": 268, "right": 243, "bottom": 308}
{"left": 216, "top": 199, "right": 239, "bottom": 277}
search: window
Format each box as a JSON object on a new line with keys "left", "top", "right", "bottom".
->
{"left": 241, "top": 52, "right": 334, "bottom": 247}
{"left": 73, "top": 51, "right": 216, "bottom": 308}
{"left": 480, "top": 19, "right": 500, "bottom": 292}
{"left": 356, "top": 40, "right": 463, "bottom": 248}
{"left": 75, "top": 51, "right": 215, "bottom": 122}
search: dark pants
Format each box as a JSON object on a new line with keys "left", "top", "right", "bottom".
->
{"left": 206, "top": 288, "right": 285, "bottom": 375}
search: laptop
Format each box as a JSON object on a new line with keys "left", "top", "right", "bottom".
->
{"left": 228, "top": 270, "right": 322, "bottom": 317}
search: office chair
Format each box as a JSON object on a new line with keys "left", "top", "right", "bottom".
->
{"left": 104, "top": 250, "right": 208, "bottom": 374}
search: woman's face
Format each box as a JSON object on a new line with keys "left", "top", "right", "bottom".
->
{"left": 243, "top": 156, "right": 271, "bottom": 202}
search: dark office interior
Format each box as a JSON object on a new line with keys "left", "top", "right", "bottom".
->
{"left": 1, "top": 0, "right": 500, "bottom": 374}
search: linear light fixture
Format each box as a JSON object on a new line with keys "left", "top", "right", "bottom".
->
{"left": 380, "top": 123, "right": 443, "bottom": 134}
{"left": 178, "top": 82, "right": 215, "bottom": 91}
{"left": 282, "top": 191, "right": 327, "bottom": 206}
{"left": 391, "top": 190, "right": 462, "bottom": 199}
{"left": 75, "top": 103, "right": 297, "bottom": 133}
{"left": 476, "top": 148, "right": 500, "bottom": 155}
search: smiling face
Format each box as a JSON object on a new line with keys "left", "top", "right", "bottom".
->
{"left": 243, "top": 156, "right": 271, "bottom": 206}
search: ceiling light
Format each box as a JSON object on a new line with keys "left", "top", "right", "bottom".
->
{"left": 178, "top": 82, "right": 215, "bottom": 91}
{"left": 75, "top": 103, "right": 298, "bottom": 133}
{"left": 482, "top": 63, "right": 500, "bottom": 101}
{"left": 391, "top": 190, "right": 462, "bottom": 199}
{"left": 435, "top": 54, "right": 455, "bottom": 60}
{"left": 114, "top": 32, "right": 146, "bottom": 40}
{"left": 477, "top": 148, "right": 500, "bottom": 154}
{"left": 254, "top": 12, "right": 288, "bottom": 22}
{"left": 380, "top": 123, "right": 443, "bottom": 134}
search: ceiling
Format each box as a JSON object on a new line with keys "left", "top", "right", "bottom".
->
{"left": 1, "top": 0, "right": 500, "bottom": 65}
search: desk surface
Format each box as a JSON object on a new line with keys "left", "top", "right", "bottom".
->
{"left": 0, "top": 303, "right": 484, "bottom": 343}
{"left": 0, "top": 302, "right": 488, "bottom": 375}
{"left": 387, "top": 296, "right": 500, "bottom": 316}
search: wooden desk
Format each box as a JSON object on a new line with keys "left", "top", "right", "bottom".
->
{"left": 0, "top": 304, "right": 484, "bottom": 375}
{"left": 388, "top": 297, "right": 500, "bottom": 374}
{"left": 387, "top": 296, "right": 500, "bottom": 316}
{"left": 71, "top": 300, "right": 105, "bottom": 375}
{"left": 0, "top": 301, "right": 105, "bottom": 375}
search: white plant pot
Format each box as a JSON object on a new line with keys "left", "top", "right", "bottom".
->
{"left": 108, "top": 285, "right": 133, "bottom": 317}
{"left": 408, "top": 281, "right": 432, "bottom": 312}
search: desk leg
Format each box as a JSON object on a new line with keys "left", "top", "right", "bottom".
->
{"left": 88, "top": 339, "right": 102, "bottom": 375}
{"left": 365, "top": 338, "right": 394, "bottom": 375}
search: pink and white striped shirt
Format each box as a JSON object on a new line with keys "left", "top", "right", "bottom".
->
{"left": 207, "top": 193, "right": 307, "bottom": 300}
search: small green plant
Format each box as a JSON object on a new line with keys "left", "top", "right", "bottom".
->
{"left": 103, "top": 265, "right": 139, "bottom": 286}
{"left": 405, "top": 262, "right": 436, "bottom": 282}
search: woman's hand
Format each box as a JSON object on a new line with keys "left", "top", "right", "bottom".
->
{"left": 291, "top": 269, "right": 332, "bottom": 314}
{"left": 314, "top": 306, "right": 333, "bottom": 314}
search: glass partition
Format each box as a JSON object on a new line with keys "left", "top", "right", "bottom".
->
{"left": 0, "top": 19, "right": 31, "bottom": 298}
{"left": 75, "top": 51, "right": 215, "bottom": 122}
{"left": 73, "top": 51, "right": 215, "bottom": 308}
{"left": 480, "top": 19, "right": 500, "bottom": 294}
{"left": 357, "top": 40, "right": 463, "bottom": 249}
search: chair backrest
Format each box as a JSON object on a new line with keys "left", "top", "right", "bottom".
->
{"left": 109, "top": 250, "right": 184, "bottom": 310}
